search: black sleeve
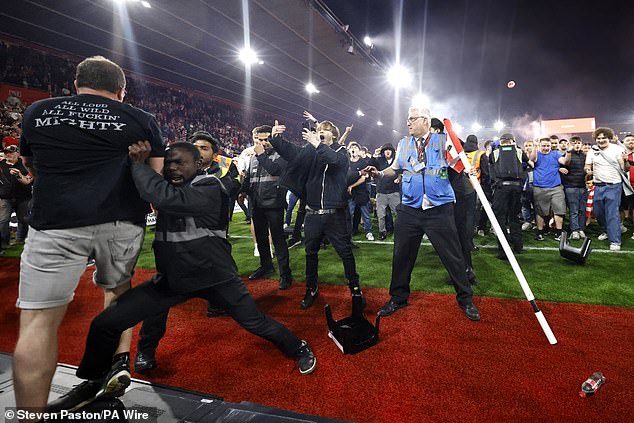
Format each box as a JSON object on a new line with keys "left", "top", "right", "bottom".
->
{"left": 146, "top": 115, "right": 166, "bottom": 157}
{"left": 256, "top": 152, "right": 287, "bottom": 176}
{"left": 315, "top": 143, "right": 348, "bottom": 168}
{"left": 269, "top": 135, "right": 301, "bottom": 162}
{"left": 131, "top": 164, "right": 220, "bottom": 221}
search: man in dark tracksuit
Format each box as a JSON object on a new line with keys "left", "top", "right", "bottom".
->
{"left": 243, "top": 125, "right": 292, "bottom": 289}
{"left": 269, "top": 120, "right": 363, "bottom": 310}
{"left": 134, "top": 131, "right": 240, "bottom": 372}
{"left": 48, "top": 142, "right": 316, "bottom": 412}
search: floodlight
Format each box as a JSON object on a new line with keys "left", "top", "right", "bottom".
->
{"left": 239, "top": 47, "right": 258, "bottom": 66}
{"left": 305, "top": 83, "right": 319, "bottom": 94}
{"left": 141, "top": 1, "right": 151, "bottom": 8}
{"left": 363, "top": 36, "right": 373, "bottom": 47}
{"left": 387, "top": 64, "right": 412, "bottom": 88}
{"left": 494, "top": 120, "right": 504, "bottom": 131}
{"left": 377, "top": 121, "right": 383, "bottom": 126}
{"left": 356, "top": 110, "right": 365, "bottom": 117}
{"left": 471, "top": 122, "right": 482, "bottom": 132}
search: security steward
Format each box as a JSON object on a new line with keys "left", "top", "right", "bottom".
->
{"left": 134, "top": 131, "right": 240, "bottom": 372}
{"left": 364, "top": 107, "right": 480, "bottom": 321}
{"left": 489, "top": 133, "right": 530, "bottom": 258}
{"left": 269, "top": 119, "right": 363, "bottom": 309}
{"left": 242, "top": 125, "right": 293, "bottom": 289}
{"left": 49, "top": 141, "right": 318, "bottom": 412}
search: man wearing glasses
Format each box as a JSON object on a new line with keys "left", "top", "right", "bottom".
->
{"left": 364, "top": 107, "right": 480, "bottom": 321}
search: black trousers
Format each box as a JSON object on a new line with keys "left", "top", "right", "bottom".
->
{"left": 253, "top": 207, "right": 291, "bottom": 278}
{"left": 292, "top": 199, "right": 306, "bottom": 239}
{"left": 492, "top": 183, "right": 523, "bottom": 252}
{"left": 389, "top": 203, "right": 473, "bottom": 307}
{"left": 76, "top": 277, "right": 302, "bottom": 380}
{"left": 454, "top": 191, "right": 477, "bottom": 268}
{"left": 303, "top": 209, "right": 359, "bottom": 290}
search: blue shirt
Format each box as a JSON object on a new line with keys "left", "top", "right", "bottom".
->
{"left": 533, "top": 151, "right": 561, "bottom": 188}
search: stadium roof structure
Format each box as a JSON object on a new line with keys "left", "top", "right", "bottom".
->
{"left": 1, "top": 0, "right": 403, "bottom": 143}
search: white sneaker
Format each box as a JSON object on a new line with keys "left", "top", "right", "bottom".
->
{"left": 521, "top": 222, "right": 532, "bottom": 231}
{"left": 598, "top": 233, "right": 608, "bottom": 240}
{"left": 570, "top": 231, "right": 580, "bottom": 240}
{"left": 578, "top": 230, "right": 586, "bottom": 238}
{"left": 620, "top": 224, "right": 627, "bottom": 233}
{"left": 609, "top": 243, "right": 621, "bottom": 251}
{"left": 476, "top": 230, "right": 485, "bottom": 237}
{"left": 283, "top": 223, "right": 288, "bottom": 229}
{"left": 422, "top": 233, "right": 429, "bottom": 240}
{"left": 254, "top": 246, "right": 260, "bottom": 257}
{"left": 366, "top": 232, "right": 374, "bottom": 241}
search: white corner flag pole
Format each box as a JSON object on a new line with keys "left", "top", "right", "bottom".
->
{"left": 449, "top": 132, "right": 557, "bottom": 345}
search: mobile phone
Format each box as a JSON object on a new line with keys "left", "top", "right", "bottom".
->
{"left": 302, "top": 121, "right": 316, "bottom": 132}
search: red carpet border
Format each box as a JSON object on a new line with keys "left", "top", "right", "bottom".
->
{"left": 0, "top": 258, "right": 633, "bottom": 422}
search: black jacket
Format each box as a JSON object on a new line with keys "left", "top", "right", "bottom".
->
{"left": 0, "top": 158, "right": 31, "bottom": 200}
{"left": 241, "top": 148, "right": 288, "bottom": 209}
{"left": 561, "top": 150, "right": 586, "bottom": 188}
{"left": 131, "top": 164, "right": 237, "bottom": 294}
{"left": 270, "top": 136, "right": 349, "bottom": 209}
{"left": 368, "top": 154, "right": 400, "bottom": 194}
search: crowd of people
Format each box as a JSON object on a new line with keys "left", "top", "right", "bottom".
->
{"left": 2, "top": 45, "right": 634, "bottom": 419}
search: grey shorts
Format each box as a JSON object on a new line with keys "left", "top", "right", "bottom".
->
{"left": 17, "top": 221, "right": 145, "bottom": 309}
{"left": 533, "top": 185, "right": 566, "bottom": 216}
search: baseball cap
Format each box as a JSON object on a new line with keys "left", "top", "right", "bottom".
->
{"left": 500, "top": 133, "right": 515, "bottom": 141}
{"left": 3, "top": 145, "right": 18, "bottom": 153}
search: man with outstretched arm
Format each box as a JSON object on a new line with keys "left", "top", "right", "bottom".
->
{"left": 47, "top": 141, "right": 316, "bottom": 412}
{"left": 364, "top": 107, "right": 481, "bottom": 321}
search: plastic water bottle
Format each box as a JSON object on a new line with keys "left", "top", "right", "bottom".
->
{"left": 579, "top": 372, "right": 606, "bottom": 397}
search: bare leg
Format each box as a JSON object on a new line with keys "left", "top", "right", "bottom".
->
{"left": 554, "top": 215, "right": 564, "bottom": 230}
{"left": 103, "top": 281, "right": 133, "bottom": 355}
{"left": 14, "top": 306, "right": 67, "bottom": 413}
{"left": 536, "top": 215, "right": 545, "bottom": 230}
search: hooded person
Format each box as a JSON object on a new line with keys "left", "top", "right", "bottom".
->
{"left": 368, "top": 143, "right": 401, "bottom": 239}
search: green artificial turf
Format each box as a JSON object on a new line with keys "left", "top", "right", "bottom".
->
{"left": 3, "top": 212, "right": 633, "bottom": 308}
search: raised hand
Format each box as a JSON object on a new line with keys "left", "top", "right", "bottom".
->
{"left": 272, "top": 119, "right": 286, "bottom": 137}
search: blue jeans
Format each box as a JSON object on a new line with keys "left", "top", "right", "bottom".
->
{"left": 565, "top": 187, "right": 588, "bottom": 232}
{"left": 285, "top": 191, "right": 299, "bottom": 226}
{"left": 348, "top": 199, "right": 372, "bottom": 234}
{"left": 593, "top": 183, "right": 622, "bottom": 244}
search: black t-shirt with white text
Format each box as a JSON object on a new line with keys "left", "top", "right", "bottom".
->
{"left": 347, "top": 157, "right": 370, "bottom": 204}
{"left": 20, "top": 94, "right": 165, "bottom": 229}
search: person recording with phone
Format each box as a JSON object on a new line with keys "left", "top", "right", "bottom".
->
{"left": 269, "top": 117, "right": 364, "bottom": 310}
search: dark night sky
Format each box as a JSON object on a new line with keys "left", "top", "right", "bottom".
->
{"left": 323, "top": 0, "right": 634, "bottom": 127}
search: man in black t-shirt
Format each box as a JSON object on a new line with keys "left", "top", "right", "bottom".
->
{"left": 14, "top": 56, "right": 165, "bottom": 412}
{"left": 347, "top": 142, "right": 374, "bottom": 240}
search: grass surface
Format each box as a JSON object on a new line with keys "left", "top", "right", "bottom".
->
{"left": 3, "top": 211, "right": 633, "bottom": 308}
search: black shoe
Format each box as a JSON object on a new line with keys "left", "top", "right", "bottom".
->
{"left": 295, "top": 340, "right": 317, "bottom": 375}
{"left": 460, "top": 303, "right": 481, "bottom": 321}
{"left": 102, "top": 354, "right": 131, "bottom": 396}
{"left": 378, "top": 231, "right": 387, "bottom": 241}
{"left": 207, "top": 305, "right": 228, "bottom": 318}
{"left": 535, "top": 233, "right": 544, "bottom": 241}
{"left": 287, "top": 237, "right": 303, "bottom": 249}
{"left": 134, "top": 350, "right": 157, "bottom": 373}
{"left": 553, "top": 232, "right": 562, "bottom": 241}
{"left": 279, "top": 275, "right": 293, "bottom": 290}
{"left": 47, "top": 379, "right": 103, "bottom": 412}
{"left": 248, "top": 266, "right": 275, "bottom": 280}
{"left": 300, "top": 287, "right": 319, "bottom": 309}
{"left": 377, "top": 300, "right": 408, "bottom": 317}
{"left": 350, "top": 286, "right": 367, "bottom": 310}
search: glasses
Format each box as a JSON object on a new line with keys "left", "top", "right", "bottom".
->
{"left": 407, "top": 116, "right": 424, "bottom": 124}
